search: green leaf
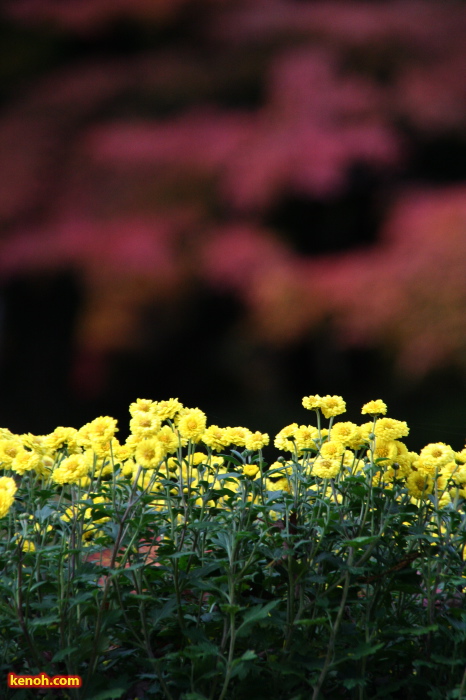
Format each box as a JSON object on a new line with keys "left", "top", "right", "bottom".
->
{"left": 52, "top": 646, "right": 79, "bottom": 662}
{"left": 33, "top": 505, "right": 55, "bottom": 520}
{"left": 344, "top": 642, "right": 384, "bottom": 660}
{"left": 237, "top": 600, "right": 279, "bottom": 636}
{"left": 293, "top": 617, "right": 327, "bottom": 627}
{"left": 220, "top": 604, "right": 242, "bottom": 615}
{"left": 166, "top": 551, "right": 196, "bottom": 559}
{"left": 0, "top": 601, "right": 17, "bottom": 618}
{"left": 342, "top": 536, "right": 379, "bottom": 548}
{"left": 240, "top": 649, "right": 257, "bottom": 661}
{"left": 150, "top": 597, "right": 177, "bottom": 625}
{"left": 27, "top": 580, "right": 51, "bottom": 593}
{"left": 188, "top": 521, "right": 221, "bottom": 531}
{"left": 397, "top": 624, "right": 438, "bottom": 635}
{"left": 190, "top": 562, "right": 221, "bottom": 578}
{"left": 29, "top": 615, "right": 60, "bottom": 627}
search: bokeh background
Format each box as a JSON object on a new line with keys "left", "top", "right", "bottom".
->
{"left": 1, "top": 0, "right": 466, "bottom": 451}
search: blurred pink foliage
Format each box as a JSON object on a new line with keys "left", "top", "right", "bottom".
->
{"left": 308, "top": 186, "right": 466, "bottom": 377}
{"left": 1, "top": 0, "right": 466, "bottom": 378}
{"left": 4, "top": 0, "right": 195, "bottom": 32}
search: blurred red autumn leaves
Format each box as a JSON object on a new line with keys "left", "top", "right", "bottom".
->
{"left": 1, "top": 0, "right": 466, "bottom": 386}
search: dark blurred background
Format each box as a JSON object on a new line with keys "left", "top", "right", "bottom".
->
{"left": 1, "top": 0, "right": 466, "bottom": 451}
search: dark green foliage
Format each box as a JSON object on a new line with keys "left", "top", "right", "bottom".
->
{"left": 1, "top": 457, "right": 466, "bottom": 700}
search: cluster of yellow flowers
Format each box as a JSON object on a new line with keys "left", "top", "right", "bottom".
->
{"left": 298, "top": 395, "right": 465, "bottom": 507}
{"left": 0, "top": 395, "right": 465, "bottom": 523}
{"left": 0, "top": 475, "right": 17, "bottom": 518}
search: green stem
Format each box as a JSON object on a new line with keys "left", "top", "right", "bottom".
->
{"left": 217, "top": 611, "right": 237, "bottom": 700}
{"left": 311, "top": 550, "right": 354, "bottom": 700}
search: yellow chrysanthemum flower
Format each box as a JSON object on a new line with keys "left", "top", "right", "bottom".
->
{"left": 358, "top": 422, "right": 374, "bottom": 444}
{"left": 113, "top": 439, "right": 134, "bottom": 463}
{"left": 407, "top": 470, "right": 434, "bottom": 499}
{"left": 414, "top": 460, "right": 440, "bottom": 478}
{"left": 319, "top": 395, "right": 346, "bottom": 419}
{"left": 155, "top": 425, "right": 180, "bottom": 455}
{"left": 44, "top": 427, "right": 80, "bottom": 454}
{"left": 434, "top": 473, "right": 449, "bottom": 493}
{"left": 129, "top": 398, "right": 158, "bottom": 418}
{"left": 223, "top": 426, "right": 251, "bottom": 447}
{"left": 293, "top": 425, "right": 318, "bottom": 452}
{"left": 445, "top": 463, "right": 466, "bottom": 483}
{"left": 93, "top": 455, "right": 116, "bottom": 478}
{"left": 437, "top": 491, "right": 452, "bottom": 508}
{"left": 31, "top": 516, "right": 53, "bottom": 536}
{"left": 341, "top": 450, "right": 357, "bottom": 469}
{"left": 20, "top": 433, "right": 49, "bottom": 456}
{"left": 60, "top": 505, "right": 77, "bottom": 523}
{"left": 210, "top": 455, "right": 225, "bottom": 469}
{"left": 135, "top": 439, "right": 165, "bottom": 469}
{"left": 274, "top": 424, "right": 298, "bottom": 451}
{"left": 89, "top": 416, "right": 118, "bottom": 442}
{"left": 176, "top": 462, "right": 191, "bottom": 482}
{"left": 243, "top": 464, "right": 260, "bottom": 479}
{"left": 245, "top": 431, "right": 270, "bottom": 451}
{"left": 265, "top": 476, "right": 291, "bottom": 492}
{"left": 75, "top": 423, "right": 91, "bottom": 450}
{"left": 0, "top": 476, "right": 17, "bottom": 518}
{"left": 154, "top": 398, "right": 183, "bottom": 422}
{"left": 84, "top": 496, "right": 110, "bottom": 524}
{"left": 129, "top": 412, "right": 162, "bottom": 439}
{"left": 419, "top": 443, "right": 455, "bottom": 472}
{"left": 372, "top": 471, "right": 395, "bottom": 488}
{"left": 320, "top": 440, "right": 345, "bottom": 460}
{"left": 52, "top": 453, "right": 90, "bottom": 485}
{"left": 0, "top": 428, "right": 14, "bottom": 440}
{"left": 312, "top": 456, "right": 341, "bottom": 479}
{"left": 11, "top": 449, "right": 41, "bottom": 475}
{"left": 177, "top": 408, "right": 207, "bottom": 443}
{"left": 78, "top": 416, "right": 118, "bottom": 450}
{"left": 267, "top": 460, "right": 292, "bottom": 478}
{"left": 120, "top": 459, "right": 136, "bottom": 479}
{"left": 149, "top": 497, "right": 169, "bottom": 511}
{"left": 361, "top": 399, "right": 387, "bottom": 416}
{"left": 373, "top": 417, "right": 409, "bottom": 442}
{"left": 388, "top": 442, "right": 413, "bottom": 478}
{"left": 330, "top": 421, "right": 361, "bottom": 449}
{"left": 124, "top": 434, "right": 140, "bottom": 451}
{"left": 369, "top": 440, "right": 398, "bottom": 466}
{"left": 189, "top": 453, "right": 208, "bottom": 467}
{"left": 393, "top": 440, "right": 409, "bottom": 456}
{"left": 450, "top": 485, "right": 466, "bottom": 501}
{"left": 302, "top": 395, "right": 323, "bottom": 411}
{"left": 136, "top": 469, "right": 163, "bottom": 493}
{"left": 202, "top": 425, "right": 230, "bottom": 451}
{"left": 21, "top": 540, "right": 36, "bottom": 554}
{"left": 0, "top": 438, "right": 22, "bottom": 467}
{"left": 34, "top": 455, "right": 54, "bottom": 479}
